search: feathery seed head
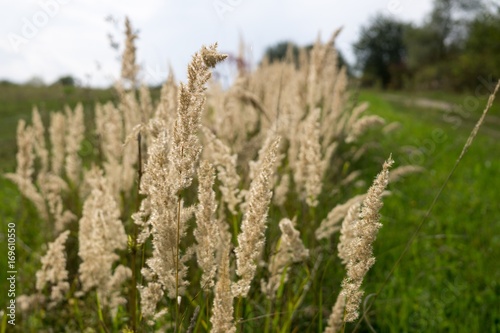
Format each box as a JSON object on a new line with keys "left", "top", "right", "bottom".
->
{"left": 339, "top": 156, "right": 394, "bottom": 322}
{"left": 121, "top": 17, "right": 139, "bottom": 83}
{"left": 233, "top": 136, "right": 281, "bottom": 297}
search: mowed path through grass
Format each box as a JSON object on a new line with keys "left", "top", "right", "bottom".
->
{"left": 358, "top": 90, "right": 500, "bottom": 332}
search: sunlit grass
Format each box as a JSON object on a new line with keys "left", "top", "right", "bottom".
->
{"left": 359, "top": 90, "right": 500, "bottom": 332}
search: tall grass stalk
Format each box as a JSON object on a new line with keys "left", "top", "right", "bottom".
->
{"left": 129, "top": 132, "right": 142, "bottom": 331}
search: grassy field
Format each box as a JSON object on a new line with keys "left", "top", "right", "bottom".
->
{"left": 0, "top": 84, "right": 117, "bottom": 331}
{"left": 359, "top": 90, "right": 500, "bottom": 332}
{"left": 1, "top": 85, "right": 499, "bottom": 332}
{"left": 0, "top": 83, "right": 116, "bottom": 172}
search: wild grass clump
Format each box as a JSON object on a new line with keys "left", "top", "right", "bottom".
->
{"left": 5, "top": 18, "right": 427, "bottom": 333}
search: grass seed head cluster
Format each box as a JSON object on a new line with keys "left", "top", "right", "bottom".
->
{"left": 5, "top": 18, "right": 404, "bottom": 332}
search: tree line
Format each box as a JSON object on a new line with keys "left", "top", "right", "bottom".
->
{"left": 263, "top": 0, "right": 500, "bottom": 92}
{"left": 354, "top": 0, "right": 500, "bottom": 91}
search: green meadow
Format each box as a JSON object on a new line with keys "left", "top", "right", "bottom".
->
{"left": 1, "top": 84, "right": 499, "bottom": 332}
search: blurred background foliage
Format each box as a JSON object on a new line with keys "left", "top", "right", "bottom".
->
{"left": 262, "top": 0, "right": 500, "bottom": 92}
{"left": 350, "top": 0, "right": 500, "bottom": 91}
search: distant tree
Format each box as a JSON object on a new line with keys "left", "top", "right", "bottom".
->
{"left": 353, "top": 15, "right": 408, "bottom": 89}
{"left": 263, "top": 41, "right": 351, "bottom": 74}
{"left": 404, "top": 25, "right": 442, "bottom": 70}
{"left": 263, "top": 41, "right": 300, "bottom": 64}
{"left": 429, "top": 0, "right": 487, "bottom": 41}
{"left": 406, "top": 0, "right": 485, "bottom": 66}
{"left": 452, "top": 9, "right": 500, "bottom": 89}
{"left": 0, "top": 80, "right": 16, "bottom": 86}
{"left": 55, "top": 75, "right": 77, "bottom": 86}
{"left": 404, "top": 0, "right": 490, "bottom": 90}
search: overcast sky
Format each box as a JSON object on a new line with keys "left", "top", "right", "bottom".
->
{"left": 0, "top": 0, "right": 433, "bottom": 87}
